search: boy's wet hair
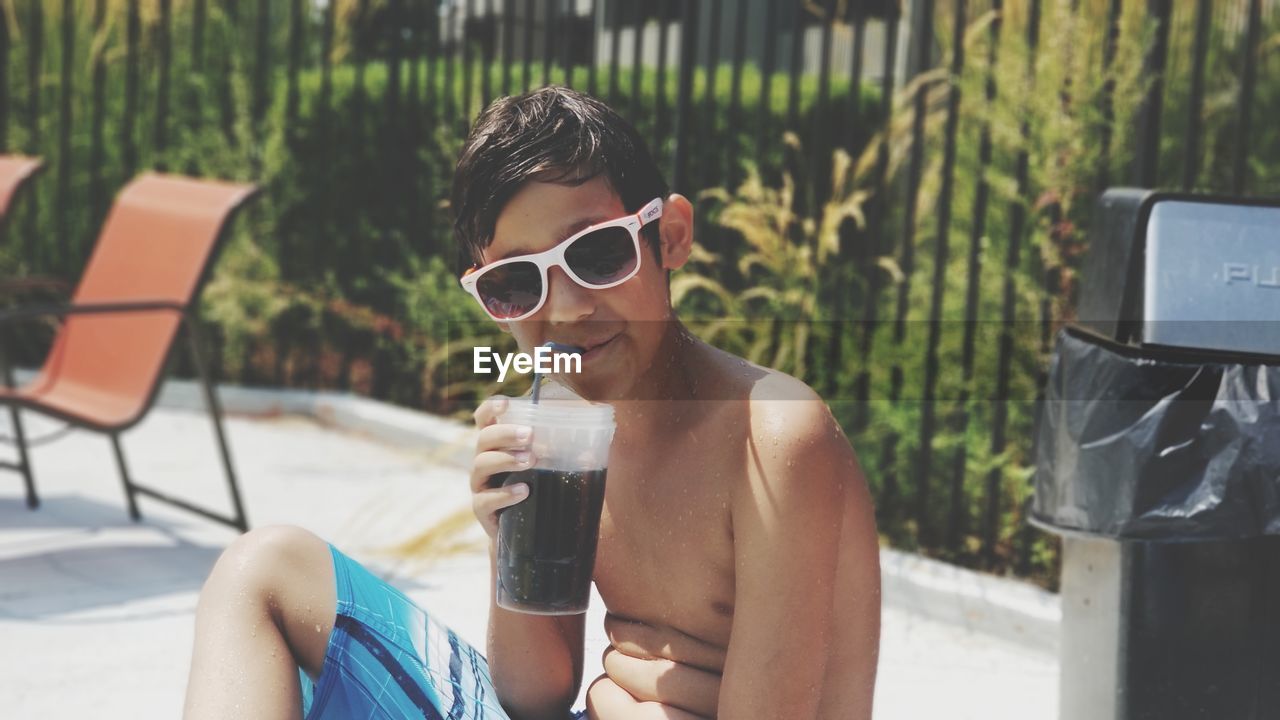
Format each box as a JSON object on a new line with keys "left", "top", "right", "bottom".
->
{"left": 451, "top": 86, "right": 670, "bottom": 274}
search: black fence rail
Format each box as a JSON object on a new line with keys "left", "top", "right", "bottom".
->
{"left": 1, "top": 0, "right": 1276, "bottom": 582}
{"left": 862, "top": 0, "right": 1280, "bottom": 579}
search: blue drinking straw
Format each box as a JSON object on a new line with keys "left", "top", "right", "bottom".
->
{"left": 531, "top": 341, "right": 583, "bottom": 404}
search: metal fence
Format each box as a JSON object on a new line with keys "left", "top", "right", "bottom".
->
{"left": 864, "top": 0, "right": 1280, "bottom": 574}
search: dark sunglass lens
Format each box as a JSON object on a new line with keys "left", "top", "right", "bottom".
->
{"left": 564, "top": 227, "right": 638, "bottom": 285}
{"left": 476, "top": 262, "right": 542, "bottom": 319}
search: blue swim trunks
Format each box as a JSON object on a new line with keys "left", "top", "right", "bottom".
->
{"left": 300, "top": 544, "right": 588, "bottom": 720}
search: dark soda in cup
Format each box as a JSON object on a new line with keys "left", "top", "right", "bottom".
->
{"left": 493, "top": 391, "right": 615, "bottom": 614}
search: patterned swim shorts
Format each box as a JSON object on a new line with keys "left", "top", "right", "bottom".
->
{"left": 300, "top": 543, "right": 587, "bottom": 720}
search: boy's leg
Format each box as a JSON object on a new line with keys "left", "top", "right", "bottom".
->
{"left": 183, "top": 525, "right": 337, "bottom": 720}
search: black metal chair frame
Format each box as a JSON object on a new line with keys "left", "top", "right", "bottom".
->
{"left": 0, "top": 301, "right": 248, "bottom": 531}
{"left": 0, "top": 182, "right": 258, "bottom": 532}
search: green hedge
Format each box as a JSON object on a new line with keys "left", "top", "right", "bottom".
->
{"left": 0, "top": 46, "right": 881, "bottom": 416}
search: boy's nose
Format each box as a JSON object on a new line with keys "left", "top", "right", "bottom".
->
{"left": 543, "top": 266, "right": 594, "bottom": 323}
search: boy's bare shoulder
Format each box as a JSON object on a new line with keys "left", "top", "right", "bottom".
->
{"left": 695, "top": 343, "right": 845, "bottom": 458}
{"left": 746, "top": 369, "right": 847, "bottom": 466}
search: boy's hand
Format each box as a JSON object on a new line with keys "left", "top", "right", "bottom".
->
{"left": 470, "top": 395, "right": 535, "bottom": 540}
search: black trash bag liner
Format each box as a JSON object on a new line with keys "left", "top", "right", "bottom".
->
{"left": 1033, "top": 325, "right": 1280, "bottom": 540}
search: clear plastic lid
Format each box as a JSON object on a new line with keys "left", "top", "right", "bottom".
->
{"left": 499, "top": 399, "right": 615, "bottom": 429}
{"left": 499, "top": 382, "right": 615, "bottom": 429}
{"left": 496, "top": 384, "right": 615, "bottom": 471}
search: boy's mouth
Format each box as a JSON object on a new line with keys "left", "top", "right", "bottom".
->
{"left": 579, "top": 334, "right": 619, "bottom": 363}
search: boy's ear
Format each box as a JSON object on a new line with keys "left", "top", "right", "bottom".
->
{"left": 658, "top": 193, "right": 694, "bottom": 271}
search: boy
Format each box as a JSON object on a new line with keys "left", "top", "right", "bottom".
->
{"left": 183, "top": 86, "right": 880, "bottom": 720}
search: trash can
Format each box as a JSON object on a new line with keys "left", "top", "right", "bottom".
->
{"left": 1031, "top": 189, "right": 1280, "bottom": 720}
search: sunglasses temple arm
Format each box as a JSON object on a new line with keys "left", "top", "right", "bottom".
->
{"left": 638, "top": 197, "right": 663, "bottom": 225}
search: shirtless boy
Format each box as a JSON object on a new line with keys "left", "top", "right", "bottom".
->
{"left": 183, "top": 86, "right": 880, "bottom": 720}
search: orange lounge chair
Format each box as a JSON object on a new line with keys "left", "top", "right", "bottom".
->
{"left": 0, "top": 173, "right": 259, "bottom": 531}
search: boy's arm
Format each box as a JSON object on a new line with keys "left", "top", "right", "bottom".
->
{"left": 486, "top": 540, "right": 587, "bottom": 720}
{"left": 717, "top": 395, "right": 880, "bottom": 720}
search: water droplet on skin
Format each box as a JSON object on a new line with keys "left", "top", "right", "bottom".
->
{"left": 315, "top": 624, "right": 323, "bottom": 633}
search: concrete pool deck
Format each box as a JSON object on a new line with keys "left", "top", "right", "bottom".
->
{"left": 0, "top": 386, "right": 1058, "bottom": 719}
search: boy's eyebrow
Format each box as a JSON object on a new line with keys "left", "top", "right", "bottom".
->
{"left": 493, "top": 214, "right": 613, "bottom": 261}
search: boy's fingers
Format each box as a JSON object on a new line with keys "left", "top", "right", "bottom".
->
{"left": 470, "top": 396, "right": 527, "bottom": 538}
{"left": 475, "top": 484, "right": 529, "bottom": 511}
{"left": 473, "top": 485, "right": 529, "bottom": 534}
{"left": 470, "top": 450, "right": 535, "bottom": 493}
{"left": 475, "top": 423, "right": 533, "bottom": 454}
{"left": 473, "top": 395, "right": 509, "bottom": 428}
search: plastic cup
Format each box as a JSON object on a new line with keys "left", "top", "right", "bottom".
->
{"left": 492, "top": 390, "right": 615, "bottom": 614}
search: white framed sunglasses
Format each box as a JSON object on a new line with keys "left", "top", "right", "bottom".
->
{"left": 459, "top": 197, "right": 663, "bottom": 321}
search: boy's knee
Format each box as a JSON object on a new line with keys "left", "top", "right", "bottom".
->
{"left": 207, "top": 524, "right": 328, "bottom": 603}
{"left": 193, "top": 525, "right": 337, "bottom": 681}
